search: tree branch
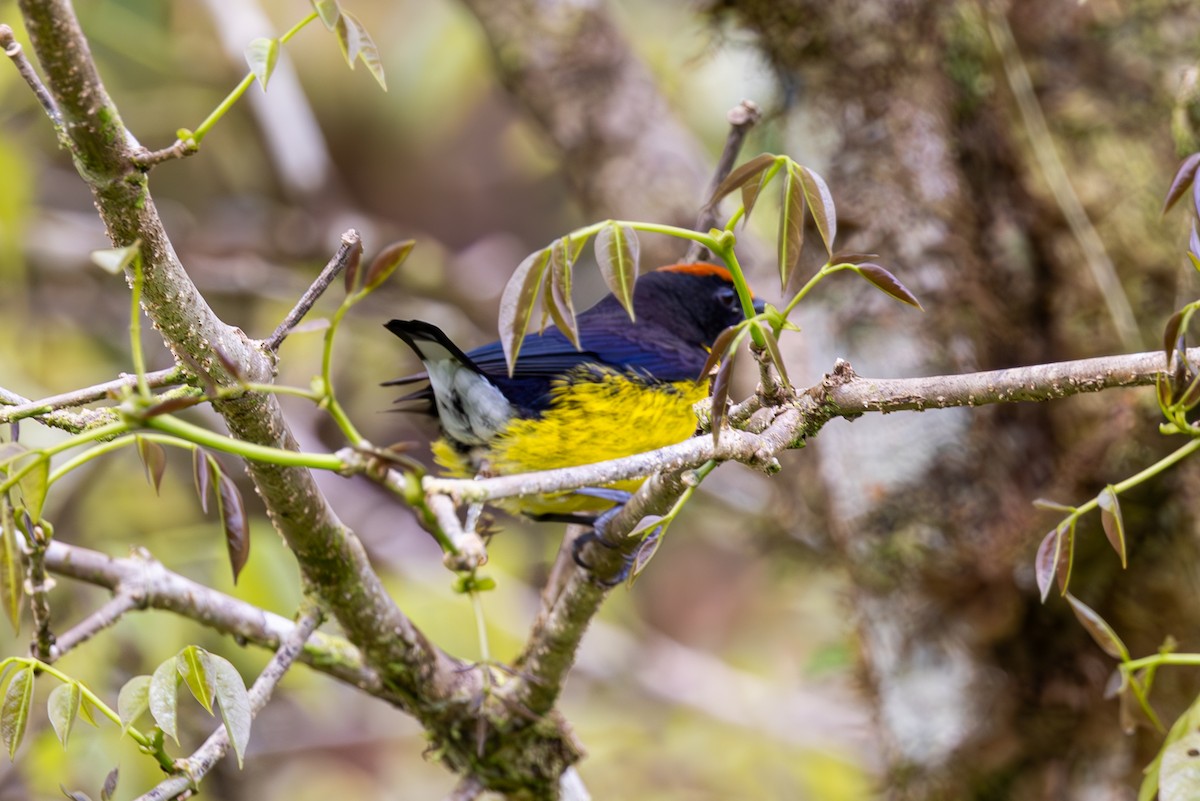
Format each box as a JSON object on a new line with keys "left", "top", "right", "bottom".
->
{"left": 43, "top": 541, "right": 387, "bottom": 697}
{"left": 685, "top": 99, "right": 762, "bottom": 263}
{"left": 0, "top": 23, "right": 59, "bottom": 125}
{"left": 425, "top": 346, "right": 1183, "bottom": 505}
{"left": 265, "top": 230, "right": 360, "bottom": 351}
{"left": 0, "top": 367, "right": 184, "bottom": 424}
{"left": 132, "top": 602, "right": 323, "bottom": 801}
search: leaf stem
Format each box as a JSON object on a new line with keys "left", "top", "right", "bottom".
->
{"left": 143, "top": 415, "right": 345, "bottom": 471}
{"left": 192, "top": 11, "right": 319, "bottom": 145}
{"left": 129, "top": 250, "right": 149, "bottom": 398}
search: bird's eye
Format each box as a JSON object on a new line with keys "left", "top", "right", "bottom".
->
{"left": 716, "top": 285, "right": 740, "bottom": 310}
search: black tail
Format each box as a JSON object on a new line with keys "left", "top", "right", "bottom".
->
{"left": 383, "top": 320, "right": 485, "bottom": 414}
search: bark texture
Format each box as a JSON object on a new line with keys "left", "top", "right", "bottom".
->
{"left": 706, "top": 0, "right": 1200, "bottom": 798}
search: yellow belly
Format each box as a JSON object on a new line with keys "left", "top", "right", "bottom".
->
{"left": 432, "top": 371, "right": 707, "bottom": 515}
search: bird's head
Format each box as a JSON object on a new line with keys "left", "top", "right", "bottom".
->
{"left": 631, "top": 263, "right": 764, "bottom": 347}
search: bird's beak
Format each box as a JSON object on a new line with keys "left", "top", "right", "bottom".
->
{"left": 752, "top": 297, "right": 767, "bottom": 315}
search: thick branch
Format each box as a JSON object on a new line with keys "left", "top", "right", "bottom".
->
{"left": 15, "top": 0, "right": 470, "bottom": 731}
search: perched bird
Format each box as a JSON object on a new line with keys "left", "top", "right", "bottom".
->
{"left": 385, "top": 262, "right": 761, "bottom": 517}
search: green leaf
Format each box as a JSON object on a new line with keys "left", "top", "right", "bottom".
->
{"left": 149, "top": 657, "right": 181, "bottom": 744}
{"left": 498, "top": 248, "right": 552, "bottom": 375}
{"left": 545, "top": 237, "right": 580, "bottom": 349}
{"left": 1161, "top": 731, "right": 1200, "bottom": 800}
{"left": 776, "top": 163, "right": 805, "bottom": 290}
{"left": 310, "top": 0, "right": 341, "bottom": 29}
{"left": 753, "top": 323, "right": 790, "bottom": 389}
{"left": 89, "top": 243, "right": 140, "bottom": 276}
{"left": 17, "top": 454, "right": 49, "bottom": 524}
{"left": 177, "top": 646, "right": 214, "bottom": 714}
{"left": 1, "top": 668, "right": 33, "bottom": 759}
{"left": 854, "top": 263, "right": 923, "bottom": 310}
{"left": 244, "top": 38, "right": 279, "bottom": 91}
{"left": 60, "top": 787, "right": 92, "bottom": 801}
{"left": 1097, "top": 486, "right": 1128, "bottom": 569}
{"left": 334, "top": 11, "right": 386, "bottom": 90}
{"left": 208, "top": 654, "right": 251, "bottom": 768}
{"left": 135, "top": 437, "right": 166, "bottom": 496}
{"left": 214, "top": 474, "right": 250, "bottom": 584}
{"left": 117, "top": 675, "right": 151, "bottom": 733}
{"left": 0, "top": 498, "right": 23, "bottom": 632}
{"left": 78, "top": 695, "right": 100, "bottom": 728}
{"left": 798, "top": 165, "right": 837, "bottom": 257}
{"left": 47, "top": 682, "right": 81, "bottom": 747}
{"left": 1065, "top": 593, "right": 1128, "bottom": 660}
{"left": 595, "top": 222, "right": 640, "bottom": 320}
{"left": 341, "top": 235, "right": 364, "bottom": 295}
{"left": 363, "top": 239, "right": 415, "bottom": 294}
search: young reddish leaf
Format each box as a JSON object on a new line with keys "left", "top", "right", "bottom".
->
{"left": 798, "top": 165, "right": 837, "bottom": 256}
{"left": 244, "top": 37, "right": 279, "bottom": 91}
{"left": 628, "top": 517, "right": 666, "bottom": 583}
{"left": 311, "top": 0, "right": 341, "bottom": 29}
{"left": 61, "top": 786, "right": 92, "bottom": 801}
{"left": 855, "top": 263, "right": 924, "bottom": 310}
{"left": 831, "top": 252, "right": 879, "bottom": 265}
{"left": 117, "top": 675, "right": 150, "bottom": 733}
{"left": 1164, "top": 308, "right": 1187, "bottom": 365}
{"left": 0, "top": 499, "right": 22, "bottom": 633}
{"left": 1190, "top": 225, "right": 1200, "bottom": 263}
{"left": 1, "top": 667, "right": 33, "bottom": 758}
{"left": 135, "top": 437, "right": 166, "bottom": 495}
{"left": 708, "top": 153, "right": 777, "bottom": 207}
{"left": 1097, "top": 486, "right": 1128, "bottom": 569}
{"left": 498, "top": 247, "right": 552, "bottom": 375}
{"left": 1034, "top": 526, "right": 1062, "bottom": 603}
{"left": 101, "top": 768, "right": 118, "bottom": 801}
{"left": 177, "top": 645, "right": 214, "bottom": 714}
{"left": 208, "top": 654, "right": 251, "bottom": 768}
{"left": 193, "top": 449, "right": 211, "bottom": 514}
{"left": 334, "top": 11, "right": 361, "bottom": 65}
{"left": 741, "top": 168, "right": 773, "bottom": 224}
{"left": 149, "top": 657, "right": 181, "bottom": 743}
{"left": 698, "top": 325, "right": 741, "bottom": 383}
{"left": 364, "top": 239, "right": 415, "bottom": 293}
{"left": 213, "top": 347, "right": 243, "bottom": 384}
{"left": 710, "top": 345, "right": 739, "bottom": 446}
{"left": 47, "top": 682, "right": 81, "bottom": 747}
{"left": 776, "top": 164, "right": 805, "bottom": 290}
{"left": 1065, "top": 593, "right": 1128, "bottom": 659}
{"left": 1162, "top": 152, "right": 1200, "bottom": 214}
{"left": 341, "top": 235, "right": 364, "bottom": 295}
{"left": 595, "top": 223, "right": 640, "bottom": 320}
{"left": 215, "top": 474, "right": 250, "bottom": 584}
{"left": 141, "top": 395, "right": 203, "bottom": 418}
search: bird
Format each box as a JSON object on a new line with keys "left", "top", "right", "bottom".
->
{"left": 385, "top": 262, "right": 762, "bottom": 519}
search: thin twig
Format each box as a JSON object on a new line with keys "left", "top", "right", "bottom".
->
{"left": 131, "top": 139, "right": 198, "bottom": 170}
{"left": 42, "top": 541, "right": 387, "bottom": 697}
{"left": 684, "top": 100, "right": 762, "bottom": 263}
{"left": 0, "top": 24, "right": 61, "bottom": 125}
{"left": 50, "top": 592, "right": 139, "bottom": 660}
{"left": 133, "top": 602, "right": 323, "bottom": 801}
{"left": 0, "top": 367, "right": 185, "bottom": 424}
{"left": 265, "top": 230, "right": 362, "bottom": 350}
